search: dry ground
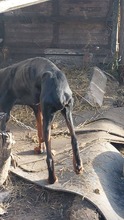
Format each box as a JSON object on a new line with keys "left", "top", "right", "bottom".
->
{"left": 1, "top": 174, "right": 103, "bottom": 220}
{"left": 0, "top": 66, "right": 123, "bottom": 220}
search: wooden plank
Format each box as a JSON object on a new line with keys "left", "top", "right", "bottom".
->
{"left": 4, "top": 22, "right": 53, "bottom": 30}
{"left": 59, "top": 0, "right": 111, "bottom": 17}
{"left": 6, "top": 48, "right": 111, "bottom": 60}
{"left": 0, "top": 14, "right": 4, "bottom": 47}
{"left": 1, "top": 0, "right": 114, "bottom": 66}
{"left": 5, "top": 31, "right": 109, "bottom": 44}
{"left": 59, "top": 23, "right": 110, "bottom": 46}
{"left": 119, "top": 0, "right": 124, "bottom": 63}
{"left": 3, "top": 14, "right": 108, "bottom": 23}
{"left": 85, "top": 67, "right": 107, "bottom": 107}
{"left": 5, "top": 29, "right": 53, "bottom": 40}
{"left": 111, "top": 0, "right": 119, "bottom": 54}
{"left": 4, "top": 21, "right": 108, "bottom": 33}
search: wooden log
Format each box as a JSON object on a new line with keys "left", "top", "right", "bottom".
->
{"left": 0, "top": 132, "right": 15, "bottom": 186}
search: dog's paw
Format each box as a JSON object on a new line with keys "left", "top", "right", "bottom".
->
{"left": 48, "top": 176, "right": 58, "bottom": 184}
{"left": 34, "top": 146, "right": 42, "bottom": 154}
{"left": 75, "top": 165, "right": 83, "bottom": 174}
{"left": 11, "top": 154, "right": 18, "bottom": 168}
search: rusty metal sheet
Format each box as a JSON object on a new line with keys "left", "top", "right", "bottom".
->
{"left": 73, "top": 107, "right": 124, "bottom": 128}
{"left": 76, "top": 119, "right": 124, "bottom": 144}
{"left": 10, "top": 131, "right": 124, "bottom": 220}
{"left": 10, "top": 107, "right": 124, "bottom": 220}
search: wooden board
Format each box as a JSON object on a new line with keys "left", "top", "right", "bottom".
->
{"left": 0, "top": 0, "right": 116, "bottom": 65}
{"left": 85, "top": 67, "right": 107, "bottom": 106}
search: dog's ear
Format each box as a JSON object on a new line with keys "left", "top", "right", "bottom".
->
{"left": 67, "top": 97, "right": 74, "bottom": 110}
{"left": 35, "top": 71, "right": 52, "bottom": 90}
{"left": 42, "top": 71, "right": 53, "bottom": 81}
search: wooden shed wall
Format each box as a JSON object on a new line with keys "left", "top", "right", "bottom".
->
{"left": 0, "top": 0, "right": 118, "bottom": 66}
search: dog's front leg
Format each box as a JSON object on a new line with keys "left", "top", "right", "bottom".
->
{"left": 43, "top": 106, "right": 57, "bottom": 184}
{"left": 61, "top": 106, "right": 83, "bottom": 174}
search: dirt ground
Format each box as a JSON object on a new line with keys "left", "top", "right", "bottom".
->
{"left": 0, "top": 65, "right": 124, "bottom": 220}
{"left": 0, "top": 174, "right": 104, "bottom": 220}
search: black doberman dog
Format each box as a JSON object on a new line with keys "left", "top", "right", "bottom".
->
{"left": 0, "top": 57, "right": 82, "bottom": 184}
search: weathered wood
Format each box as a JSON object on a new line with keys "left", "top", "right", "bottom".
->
{"left": 1, "top": 0, "right": 117, "bottom": 66}
{"left": 119, "top": 0, "right": 124, "bottom": 62}
{"left": 4, "top": 22, "right": 110, "bottom": 46}
{"left": 85, "top": 67, "right": 107, "bottom": 106}
{"left": 3, "top": 14, "right": 108, "bottom": 23}
{"left": 118, "top": 0, "right": 124, "bottom": 83}
{"left": 111, "top": 0, "right": 119, "bottom": 54}
{"left": 59, "top": 0, "right": 111, "bottom": 17}
{"left": 0, "top": 132, "right": 15, "bottom": 186}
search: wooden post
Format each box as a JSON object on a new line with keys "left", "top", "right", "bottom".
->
{"left": 119, "top": 0, "right": 124, "bottom": 62}
{"left": 119, "top": 0, "right": 124, "bottom": 83}
{"left": 0, "top": 132, "right": 15, "bottom": 186}
{"left": 111, "top": 0, "right": 119, "bottom": 55}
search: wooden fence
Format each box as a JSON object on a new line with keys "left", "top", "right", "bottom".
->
{"left": 0, "top": 0, "right": 119, "bottom": 67}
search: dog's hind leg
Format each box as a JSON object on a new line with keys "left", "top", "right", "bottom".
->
{"left": 61, "top": 105, "right": 83, "bottom": 174}
{"left": 0, "top": 93, "right": 15, "bottom": 132}
{"left": 0, "top": 113, "right": 8, "bottom": 131}
{"left": 0, "top": 109, "right": 11, "bottom": 132}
